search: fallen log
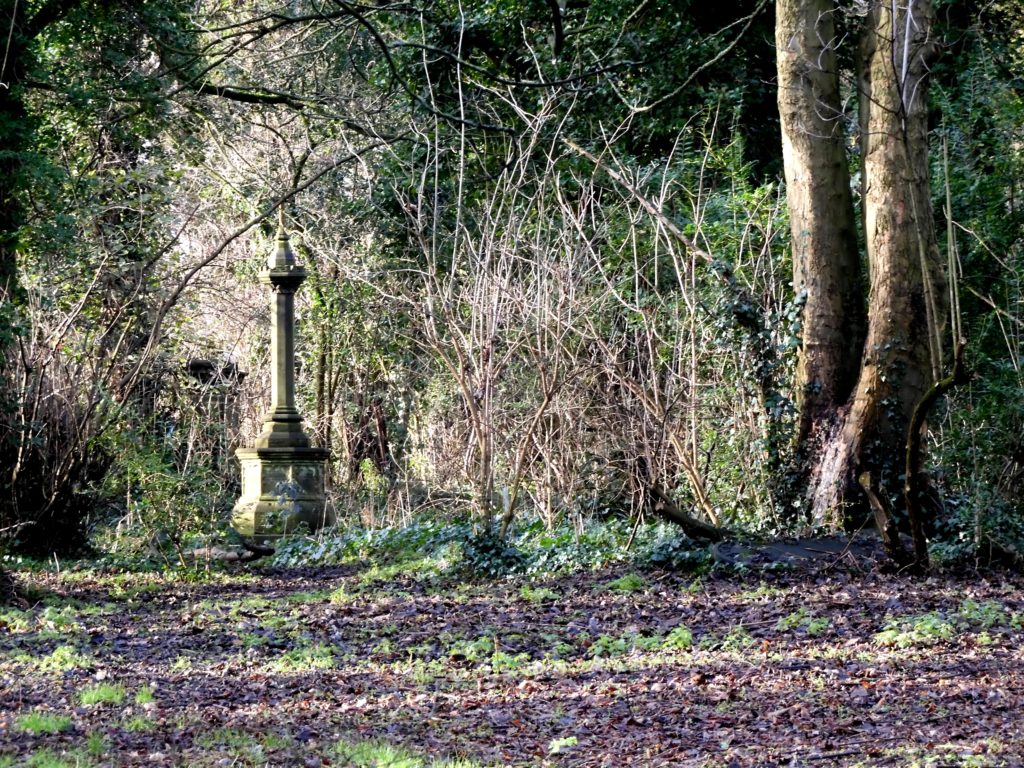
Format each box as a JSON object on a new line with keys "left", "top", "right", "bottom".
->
{"left": 647, "top": 484, "right": 730, "bottom": 542}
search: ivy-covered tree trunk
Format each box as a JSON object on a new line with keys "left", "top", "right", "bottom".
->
{"left": 778, "top": 0, "right": 947, "bottom": 538}
{"left": 776, "top": 0, "right": 866, "bottom": 513}
{"left": 807, "top": 0, "right": 946, "bottom": 526}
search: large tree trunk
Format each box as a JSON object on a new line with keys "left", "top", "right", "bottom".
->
{"left": 776, "top": 0, "right": 866, "bottom": 514}
{"left": 808, "top": 0, "right": 946, "bottom": 525}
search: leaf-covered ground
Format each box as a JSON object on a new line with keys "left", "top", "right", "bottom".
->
{"left": 2, "top": 557, "right": 1023, "bottom": 767}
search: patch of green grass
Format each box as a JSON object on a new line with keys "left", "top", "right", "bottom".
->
{"left": 225, "top": 596, "right": 275, "bottom": 618}
{"left": 39, "top": 605, "right": 80, "bottom": 631}
{"left": 79, "top": 683, "right": 125, "bottom": 706}
{"left": 879, "top": 740, "right": 1005, "bottom": 767}
{"left": 548, "top": 735, "right": 578, "bottom": 755}
{"left": 24, "top": 750, "right": 75, "bottom": 768}
{"left": 195, "top": 727, "right": 258, "bottom": 756}
{"left": 239, "top": 631, "right": 271, "bottom": 648}
{"left": 737, "top": 583, "right": 786, "bottom": 601}
{"left": 329, "top": 585, "right": 353, "bottom": 605}
{"left": 123, "top": 715, "right": 155, "bottom": 733}
{"left": 86, "top": 732, "right": 108, "bottom": 758}
{"left": 270, "top": 642, "right": 335, "bottom": 672}
{"left": 0, "top": 756, "right": 14, "bottom": 768}
{"left": 16, "top": 711, "right": 73, "bottom": 735}
{"left": 36, "top": 644, "right": 94, "bottom": 673}
{"left": 283, "top": 589, "right": 330, "bottom": 605}
{"left": 134, "top": 686, "right": 156, "bottom": 705}
{"left": 875, "top": 601, "right": 1018, "bottom": 650}
{"left": 0, "top": 607, "right": 33, "bottom": 633}
{"left": 588, "top": 625, "right": 696, "bottom": 658}
{"left": 603, "top": 573, "right": 647, "bottom": 594}
{"left": 957, "top": 600, "right": 1008, "bottom": 629}
{"left": 547, "top": 640, "right": 575, "bottom": 659}
{"left": 260, "top": 731, "right": 293, "bottom": 750}
{"left": 399, "top": 658, "right": 450, "bottom": 687}
{"left": 333, "top": 737, "right": 488, "bottom": 767}
{"left": 335, "top": 738, "right": 421, "bottom": 768}
{"left": 358, "top": 557, "right": 441, "bottom": 589}
{"left": 406, "top": 640, "right": 436, "bottom": 660}
{"left": 776, "top": 608, "right": 831, "bottom": 636}
{"left": 721, "top": 625, "right": 755, "bottom": 651}
{"left": 697, "top": 625, "right": 754, "bottom": 653}
{"left": 489, "top": 650, "right": 530, "bottom": 672}
{"left": 632, "top": 634, "right": 662, "bottom": 652}
{"left": 519, "top": 584, "right": 559, "bottom": 604}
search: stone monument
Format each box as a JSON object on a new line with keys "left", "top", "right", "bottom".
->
{"left": 232, "top": 217, "right": 332, "bottom": 540}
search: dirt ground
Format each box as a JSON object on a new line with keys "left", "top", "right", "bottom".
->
{"left": 1, "top": 556, "right": 1022, "bottom": 767}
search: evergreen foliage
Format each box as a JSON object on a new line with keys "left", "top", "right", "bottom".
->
{"left": 0, "top": 1, "right": 1020, "bottom": 567}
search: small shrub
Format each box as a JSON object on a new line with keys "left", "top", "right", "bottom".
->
{"left": 875, "top": 612, "right": 956, "bottom": 648}
{"left": 663, "top": 625, "right": 694, "bottom": 650}
{"left": 519, "top": 584, "right": 559, "bottom": 604}
{"left": 448, "top": 635, "right": 494, "bottom": 662}
{"left": 589, "top": 634, "right": 631, "bottom": 658}
{"left": 460, "top": 533, "right": 527, "bottom": 577}
{"left": 604, "top": 573, "right": 647, "bottom": 594}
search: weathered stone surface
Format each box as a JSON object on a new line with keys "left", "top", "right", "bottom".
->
{"left": 233, "top": 447, "right": 333, "bottom": 540}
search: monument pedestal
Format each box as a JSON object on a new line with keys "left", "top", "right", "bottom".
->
{"left": 232, "top": 446, "right": 332, "bottom": 540}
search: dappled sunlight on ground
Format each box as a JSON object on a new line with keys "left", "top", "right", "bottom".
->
{"left": 1, "top": 561, "right": 1022, "bottom": 766}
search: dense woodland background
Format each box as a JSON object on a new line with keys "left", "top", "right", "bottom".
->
{"left": 1, "top": 0, "right": 1023, "bottom": 572}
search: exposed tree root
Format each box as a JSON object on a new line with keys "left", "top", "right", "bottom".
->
{"left": 187, "top": 538, "right": 275, "bottom": 564}
{"left": 858, "top": 472, "right": 915, "bottom": 570}
{"left": 905, "top": 341, "right": 968, "bottom": 569}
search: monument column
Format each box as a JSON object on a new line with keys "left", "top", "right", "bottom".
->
{"left": 232, "top": 218, "right": 332, "bottom": 540}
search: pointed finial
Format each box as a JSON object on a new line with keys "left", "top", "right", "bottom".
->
{"left": 269, "top": 208, "right": 296, "bottom": 268}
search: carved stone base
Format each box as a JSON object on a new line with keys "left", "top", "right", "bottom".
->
{"left": 232, "top": 446, "right": 333, "bottom": 541}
